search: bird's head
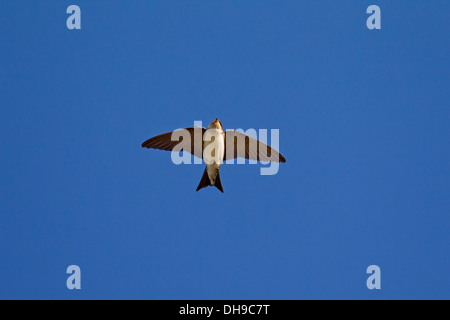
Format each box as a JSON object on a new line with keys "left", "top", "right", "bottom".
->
{"left": 208, "top": 118, "right": 223, "bottom": 130}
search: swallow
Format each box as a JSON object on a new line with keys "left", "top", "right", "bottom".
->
{"left": 141, "top": 119, "right": 286, "bottom": 193}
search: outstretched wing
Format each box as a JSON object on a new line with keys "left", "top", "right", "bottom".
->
{"left": 141, "top": 127, "right": 206, "bottom": 159}
{"left": 224, "top": 130, "right": 286, "bottom": 163}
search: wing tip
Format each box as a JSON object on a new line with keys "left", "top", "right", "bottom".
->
{"left": 141, "top": 142, "right": 152, "bottom": 149}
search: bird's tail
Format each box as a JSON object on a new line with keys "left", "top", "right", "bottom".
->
{"left": 214, "top": 170, "right": 224, "bottom": 193}
{"left": 196, "top": 168, "right": 224, "bottom": 193}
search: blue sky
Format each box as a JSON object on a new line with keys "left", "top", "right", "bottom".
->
{"left": 0, "top": 1, "right": 449, "bottom": 299}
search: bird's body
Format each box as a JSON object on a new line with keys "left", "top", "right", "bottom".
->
{"left": 198, "top": 120, "right": 225, "bottom": 192}
{"left": 141, "top": 119, "right": 286, "bottom": 193}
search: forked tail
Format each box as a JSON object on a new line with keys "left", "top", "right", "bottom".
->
{"left": 196, "top": 168, "right": 224, "bottom": 193}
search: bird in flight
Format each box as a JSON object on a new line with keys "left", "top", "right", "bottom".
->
{"left": 141, "top": 119, "right": 286, "bottom": 193}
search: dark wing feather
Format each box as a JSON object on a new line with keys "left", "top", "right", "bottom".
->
{"left": 224, "top": 130, "right": 286, "bottom": 163}
{"left": 141, "top": 127, "right": 206, "bottom": 159}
